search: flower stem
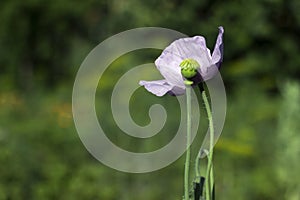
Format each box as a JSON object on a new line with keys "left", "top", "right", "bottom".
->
{"left": 184, "top": 83, "right": 192, "bottom": 200}
{"left": 202, "top": 90, "right": 214, "bottom": 200}
{"left": 195, "top": 153, "right": 200, "bottom": 181}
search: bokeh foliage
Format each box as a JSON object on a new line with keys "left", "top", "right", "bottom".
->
{"left": 0, "top": 0, "right": 300, "bottom": 199}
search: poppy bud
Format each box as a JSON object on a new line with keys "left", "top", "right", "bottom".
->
{"left": 179, "top": 58, "right": 200, "bottom": 79}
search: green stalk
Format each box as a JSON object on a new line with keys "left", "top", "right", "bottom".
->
{"left": 195, "top": 153, "right": 201, "bottom": 181}
{"left": 184, "top": 83, "right": 192, "bottom": 200}
{"left": 202, "top": 90, "right": 214, "bottom": 200}
{"left": 210, "top": 163, "right": 214, "bottom": 195}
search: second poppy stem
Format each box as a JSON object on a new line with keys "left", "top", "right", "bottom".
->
{"left": 202, "top": 90, "right": 214, "bottom": 200}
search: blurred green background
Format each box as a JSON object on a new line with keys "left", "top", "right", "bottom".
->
{"left": 0, "top": 0, "right": 300, "bottom": 199}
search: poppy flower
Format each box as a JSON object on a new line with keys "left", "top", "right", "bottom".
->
{"left": 139, "top": 26, "right": 224, "bottom": 96}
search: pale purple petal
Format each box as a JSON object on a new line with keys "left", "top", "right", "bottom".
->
{"left": 211, "top": 26, "right": 224, "bottom": 68}
{"left": 169, "top": 86, "right": 186, "bottom": 96}
{"left": 154, "top": 53, "right": 185, "bottom": 88}
{"left": 161, "top": 36, "right": 212, "bottom": 69}
{"left": 198, "top": 27, "right": 224, "bottom": 80}
{"left": 139, "top": 80, "right": 173, "bottom": 97}
{"left": 201, "top": 64, "right": 219, "bottom": 81}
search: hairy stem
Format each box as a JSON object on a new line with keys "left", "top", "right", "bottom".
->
{"left": 202, "top": 90, "right": 214, "bottom": 200}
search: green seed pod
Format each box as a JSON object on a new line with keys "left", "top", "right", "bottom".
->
{"left": 179, "top": 58, "right": 200, "bottom": 79}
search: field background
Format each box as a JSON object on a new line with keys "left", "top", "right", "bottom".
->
{"left": 0, "top": 0, "right": 300, "bottom": 199}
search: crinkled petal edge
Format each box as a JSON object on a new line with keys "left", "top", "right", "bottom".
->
{"left": 139, "top": 80, "right": 185, "bottom": 96}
